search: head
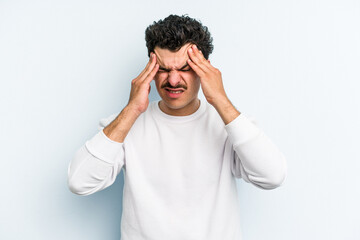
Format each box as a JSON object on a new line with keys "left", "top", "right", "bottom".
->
{"left": 145, "top": 14, "right": 214, "bottom": 115}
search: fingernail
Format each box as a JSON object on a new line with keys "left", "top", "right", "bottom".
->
{"left": 189, "top": 48, "right": 193, "bottom": 52}
{"left": 194, "top": 45, "right": 198, "bottom": 49}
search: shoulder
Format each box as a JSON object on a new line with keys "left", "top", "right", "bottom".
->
{"left": 98, "top": 101, "right": 158, "bottom": 129}
{"left": 201, "top": 101, "right": 226, "bottom": 130}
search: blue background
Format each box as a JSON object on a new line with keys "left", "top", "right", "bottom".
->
{"left": 1, "top": 0, "right": 359, "bottom": 239}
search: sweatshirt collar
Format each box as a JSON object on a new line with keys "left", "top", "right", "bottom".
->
{"left": 152, "top": 99, "right": 207, "bottom": 123}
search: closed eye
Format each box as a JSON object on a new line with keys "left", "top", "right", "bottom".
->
{"left": 158, "top": 68, "right": 191, "bottom": 73}
{"left": 158, "top": 63, "right": 191, "bottom": 73}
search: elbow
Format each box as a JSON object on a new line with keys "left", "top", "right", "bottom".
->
{"left": 261, "top": 151, "right": 288, "bottom": 190}
{"left": 67, "top": 175, "right": 93, "bottom": 196}
{"left": 261, "top": 170, "right": 287, "bottom": 190}
{"left": 67, "top": 167, "right": 118, "bottom": 196}
{"left": 68, "top": 178, "right": 86, "bottom": 196}
{"left": 67, "top": 179, "right": 80, "bottom": 195}
{"left": 248, "top": 160, "right": 288, "bottom": 190}
{"left": 250, "top": 172, "right": 286, "bottom": 190}
{"left": 259, "top": 161, "right": 288, "bottom": 190}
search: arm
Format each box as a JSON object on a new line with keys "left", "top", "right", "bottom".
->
{"left": 187, "top": 44, "right": 287, "bottom": 190}
{"left": 225, "top": 113, "right": 287, "bottom": 190}
{"left": 67, "top": 114, "right": 126, "bottom": 196}
{"left": 67, "top": 52, "right": 159, "bottom": 195}
{"left": 211, "top": 97, "right": 287, "bottom": 189}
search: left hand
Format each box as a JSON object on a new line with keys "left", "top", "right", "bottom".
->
{"left": 187, "top": 44, "right": 228, "bottom": 107}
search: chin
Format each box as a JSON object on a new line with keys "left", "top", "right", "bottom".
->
{"left": 156, "top": 87, "right": 200, "bottom": 114}
{"left": 161, "top": 94, "right": 198, "bottom": 111}
{"left": 161, "top": 98, "right": 188, "bottom": 109}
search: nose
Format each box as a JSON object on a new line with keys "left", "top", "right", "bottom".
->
{"left": 167, "top": 70, "right": 182, "bottom": 87}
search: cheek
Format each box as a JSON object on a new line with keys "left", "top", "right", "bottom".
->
{"left": 181, "top": 72, "right": 199, "bottom": 85}
{"left": 154, "top": 71, "right": 198, "bottom": 86}
{"left": 192, "top": 79, "right": 201, "bottom": 91}
{"left": 154, "top": 73, "right": 166, "bottom": 89}
{"left": 155, "top": 72, "right": 168, "bottom": 81}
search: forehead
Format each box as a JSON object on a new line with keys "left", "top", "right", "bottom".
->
{"left": 154, "top": 43, "right": 193, "bottom": 69}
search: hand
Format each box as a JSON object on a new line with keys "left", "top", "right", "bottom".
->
{"left": 186, "top": 44, "right": 228, "bottom": 107}
{"left": 187, "top": 45, "right": 240, "bottom": 124}
{"left": 127, "top": 52, "right": 159, "bottom": 115}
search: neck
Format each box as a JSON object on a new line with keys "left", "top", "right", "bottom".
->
{"left": 159, "top": 98, "right": 200, "bottom": 116}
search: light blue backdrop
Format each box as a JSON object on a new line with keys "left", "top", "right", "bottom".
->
{"left": 1, "top": 0, "right": 359, "bottom": 239}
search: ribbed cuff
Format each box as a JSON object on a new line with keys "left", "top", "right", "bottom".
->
{"left": 225, "top": 113, "right": 261, "bottom": 146}
{"left": 85, "top": 130, "right": 124, "bottom": 164}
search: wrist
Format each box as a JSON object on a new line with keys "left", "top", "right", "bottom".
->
{"left": 125, "top": 103, "right": 143, "bottom": 117}
{"left": 211, "top": 95, "right": 232, "bottom": 110}
{"left": 212, "top": 97, "right": 240, "bottom": 125}
{"left": 103, "top": 104, "right": 140, "bottom": 143}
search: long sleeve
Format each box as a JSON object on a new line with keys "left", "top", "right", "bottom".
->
{"left": 225, "top": 113, "right": 287, "bottom": 190}
{"left": 67, "top": 113, "right": 125, "bottom": 196}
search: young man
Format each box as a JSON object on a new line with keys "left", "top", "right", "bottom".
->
{"left": 67, "top": 14, "right": 287, "bottom": 240}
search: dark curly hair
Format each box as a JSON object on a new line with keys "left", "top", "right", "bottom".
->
{"left": 145, "top": 14, "right": 214, "bottom": 60}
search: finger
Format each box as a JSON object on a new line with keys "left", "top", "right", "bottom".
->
{"left": 187, "top": 58, "right": 205, "bottom": 77}
{"left": 136, "top": 53, "right": 156, "bottom": 81}
{"left": 192, "top": 45, "right": 216, "bottom": 71}
{"left": 139, "top": 53, "right": 157, "bottom": 81}
{"left": 144, "top": 63, "right": 159, "bottom": 84}
{"left": 192, "top": 45, "right": 206, "bottom": 60}
{"left": 138, "top": 53, "right": 153, "bottom": 76}
{"left": 188, "top": 46, "right": 211, "bottom": 73}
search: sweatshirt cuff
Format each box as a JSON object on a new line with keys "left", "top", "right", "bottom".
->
{"left": 225, "top": 113, "right": 261, "bottom": 146}
{"left": 85, "top": 129, "right": 124, "bottom": 164}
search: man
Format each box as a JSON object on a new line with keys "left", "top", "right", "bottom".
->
{"left": 67, "top": 14, "right": 287, "bottom": 240}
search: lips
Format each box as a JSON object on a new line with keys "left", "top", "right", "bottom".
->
{"left": 164, "top": 87, "right": 185, "bottom": 98}
{"left": 165, "top": 87, "right": 185, "bottom": 92}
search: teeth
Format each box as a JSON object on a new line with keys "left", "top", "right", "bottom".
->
{"left": 169, "top": 90, "right": 182, "bottom": 93}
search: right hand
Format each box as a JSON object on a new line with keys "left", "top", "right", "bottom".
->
{"left": 127, "top": 52, "right": 159, "bottom": 115}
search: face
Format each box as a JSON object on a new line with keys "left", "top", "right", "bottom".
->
{"left": 153, "top": 43, "right": 201, "bottom": 116}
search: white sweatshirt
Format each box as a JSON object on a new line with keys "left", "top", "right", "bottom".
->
{"left": 67, "top": 99, "right": 287, "bottom": 240}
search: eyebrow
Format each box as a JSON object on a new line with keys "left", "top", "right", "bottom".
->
{"left": 158, "top": 63, "right": 190, "bottom": 71}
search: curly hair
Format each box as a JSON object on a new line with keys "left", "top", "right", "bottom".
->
{"left": 145, "top": 14, "right": 214, "bottom": 60}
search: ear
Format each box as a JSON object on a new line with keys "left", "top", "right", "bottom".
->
{"left": 207, "top": 59, "right": 210, "bottom": 64}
